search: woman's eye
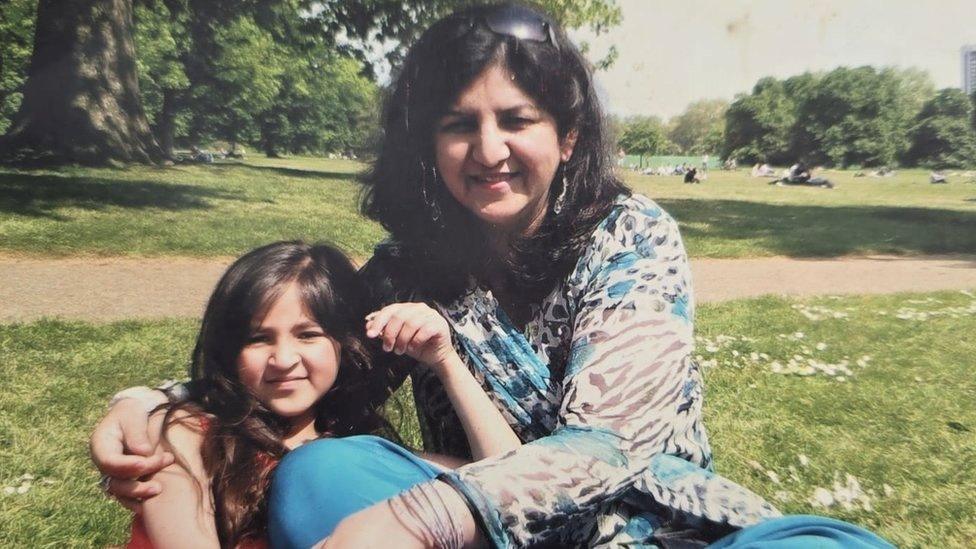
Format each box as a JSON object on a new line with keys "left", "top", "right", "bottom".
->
{"left": 439, "top": 119, "right": 475, "bottom": 133}
{"left": 246, "top": 334, "right": 270, "bottom": 344}
{"left": 504, "top": 116, "right": 534, "bottom": 128}
{"left": 299, "top": 331, "right": 325, "bottom": 340}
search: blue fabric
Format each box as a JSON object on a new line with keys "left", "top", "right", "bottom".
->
{"left": 708, "top": 515, "right": 895, "bottom": 549}
{"left": 267, "top": 435, "right": 440, "bottom": 549}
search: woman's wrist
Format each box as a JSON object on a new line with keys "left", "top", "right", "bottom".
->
{"left": 386, "top": 480, "right": 483, "bottom": 549}
{"left": 108, "top": 386, "right": 168, "bottom": 413}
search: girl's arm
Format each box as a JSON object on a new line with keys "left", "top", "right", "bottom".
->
{"left": 139, "top": 410, "right": 219, "bottom": 549}
{"left": 367, "top": 303, "right": 521, "bottom": 461}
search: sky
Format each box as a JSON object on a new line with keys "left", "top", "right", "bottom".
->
{"left": 574, "top": 0, "right": 976, "bottom": 120}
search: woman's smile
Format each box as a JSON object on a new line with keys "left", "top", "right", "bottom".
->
{"left": 468, "top": 171, "right": 519, "bottom": 191}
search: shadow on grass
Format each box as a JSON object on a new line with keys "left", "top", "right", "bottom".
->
{"left": 0, "top": 171, "right": 243, "bottom": 219}
{"left": 227, "top": 163, "right": 361, "bottom": 182}
{"left": 658, "top": 199, "right": 976, "bottom": 256}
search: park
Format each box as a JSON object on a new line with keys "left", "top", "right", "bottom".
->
{"left": 1, "top": 1, "right": 975, "bottom": 547}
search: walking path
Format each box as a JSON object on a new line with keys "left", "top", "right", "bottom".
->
{"left": 2, "top": 255, "right": 975, "bottom": 322}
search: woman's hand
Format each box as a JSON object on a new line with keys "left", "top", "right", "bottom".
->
{"left": 366, "top": 303, "right": 458, "bottom": 374}
{"left": 89, "top": 392, "right": 174, "bottom": 511}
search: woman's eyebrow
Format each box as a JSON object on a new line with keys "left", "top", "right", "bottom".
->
{"left": 442, "top": 103, "right": 539, "bottom": 117}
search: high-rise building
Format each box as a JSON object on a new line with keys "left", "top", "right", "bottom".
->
{"left": 963, "top": 45, "right": 976, "bottom": 95}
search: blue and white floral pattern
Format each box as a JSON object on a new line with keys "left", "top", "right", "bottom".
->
{"left": 414, "top": 195, "right": 780, "bottom": 547}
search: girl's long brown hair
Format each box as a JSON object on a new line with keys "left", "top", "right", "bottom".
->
{"left": 162, "top": 241, "right": 394, "bottom": 546}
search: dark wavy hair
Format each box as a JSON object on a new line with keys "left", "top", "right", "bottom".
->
{"left": 361, "top": 2, "right": 629, "bottom": 303}
{"left": 162, "top": 241, "right": 389, "bottom": 546}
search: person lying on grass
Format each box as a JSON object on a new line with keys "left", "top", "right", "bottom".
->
{"left": 128, "top": 240, "right": 518, "bottom": 548}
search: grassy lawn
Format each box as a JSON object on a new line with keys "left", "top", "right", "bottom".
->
{"left": 1, "top": 291, "right": 973, "bottom": 547}
{"left": 0, "top": 159, "right": 383, "bottom": 259}
{"left": 623, "top": 168, "right": 976, "bottom": 257}
{"left": 1, "top": 158, "right": 974, "bottom": 259}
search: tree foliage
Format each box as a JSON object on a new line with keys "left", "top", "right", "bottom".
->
{"left": 723, "top": 67, "right": 945, "bottom": 168}
{"left": 0, "top": 0, "right": 37, "bottom": 133}
{"left": 258, "top": 52, "right": 378, "bottom": 157}
{"left": 618, "top": 116, "right": 672, "bottom": 166}
{"left": 3, "top": 0, "right": 621, "bottom": 165}
{"left": 723, "top": 74, "right": 816, "bottom": 165}
{"left": 905, "top": 88, "right": 976, "bottom": 168}
{"left": 667, "top": 98, "right": 727, "bottom": 155}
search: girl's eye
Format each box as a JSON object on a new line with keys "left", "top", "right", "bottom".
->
{"left": 246, "top": 334, "right": 270, "bottom": 344}
{"left": 299, "top": 331, "right": 325, "bottom": 340}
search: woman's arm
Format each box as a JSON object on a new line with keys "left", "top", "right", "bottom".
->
{"left": 138, "top": 410, "right": 219, "bottom": 549}
{"left": 89, "top": 389, "right": 174, "bottom": 510}
{"left": 367, "top": 303, "right": 521, "bottom": 461}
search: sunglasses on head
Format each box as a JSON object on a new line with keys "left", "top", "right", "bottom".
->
{"left": 459, "top": 4, "right": 559, "bottom": 51}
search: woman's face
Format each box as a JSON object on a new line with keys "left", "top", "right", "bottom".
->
{"left": 237, "top": 283, "right": 340, "bottom": 430}
{"left": 434, "top": 64, "right": 576, "bottom": 236}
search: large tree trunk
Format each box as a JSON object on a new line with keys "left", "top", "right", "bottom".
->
{"left": 0, "top": 0, "right": 162, "bottom": 165}
{"left": 156, "top": 88, "right": 178, "bottom": 159}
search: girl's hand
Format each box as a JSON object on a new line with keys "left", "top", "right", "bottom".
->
{"left": 365, "top": 303, "right": 457, "bottom": 373}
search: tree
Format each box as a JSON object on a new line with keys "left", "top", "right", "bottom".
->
{"left": 905, "top": 88, "right": 976, "bottom": 168}
{"left": 722, "top": 76, "right": 805, "bottom": 165}
{"left": 2, "top": 0, "right": 621, "bottom": 166}
{"left": 190, "top": 16, "right": 284, "bottom": 150}
{"left": 133, "top": 0, "right": 189, "bottom": 157}
{"left": 258, "top": 52, "right": 378, "bottom": 157}
{"left": 0, "top": 0, "right": 37, "bottom": 133}
{"left": 618, "top": 116, "right": 670, "bottom": 168}
{"left": 668, "top": 99, "right": 727, "bottom": 155}
{"left": 794, "top": 66, "right": 933, "bottom": 167}
{"left": 0, "top": 0, "right": 162, "bottom": 165}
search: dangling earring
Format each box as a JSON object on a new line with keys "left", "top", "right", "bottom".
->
{"left": 420, "top": 161, "right": 442, "bottom": 223}
{"left": 553, "top": 164, "right": 568, "bottom": 214}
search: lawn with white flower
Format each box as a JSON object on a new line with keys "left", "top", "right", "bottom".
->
{"left": 700, "top": 289, "right": 976, "bottom": 547}
{"left": 0, "top": 290, "right": 973, "bottom": 546}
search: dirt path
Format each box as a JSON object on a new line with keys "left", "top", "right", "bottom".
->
{"left": 2, "top": 254, "right": 975, "bottom": 322}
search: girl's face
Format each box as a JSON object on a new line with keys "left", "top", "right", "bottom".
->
{"left": 237, "top": 283, "right": 340, "bottom": 431}
{"left": 434, "top": 64, "right": 576, "bottom": 237}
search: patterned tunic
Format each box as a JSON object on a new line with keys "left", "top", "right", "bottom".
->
{"left": 367, "top": 195, "right": 779, "bottom": 547}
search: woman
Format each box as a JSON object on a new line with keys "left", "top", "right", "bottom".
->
{"left": 93, "top": 4, "right": 891, "bottom": 547}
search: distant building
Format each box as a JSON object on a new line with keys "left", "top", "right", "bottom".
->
{"left": 963, "top": 45, "right": 976, "bottom": 95}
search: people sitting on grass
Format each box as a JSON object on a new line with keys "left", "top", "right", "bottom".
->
{"left": 751, "top": 162, "right": 777, "bottom": 177}
{"left": 90, "top": 4, "right": 888, "bottom": 546}
{"left": 684, "top": 165, "right": 701, "bottom": 183}
{"left": 773, "top": 161, "right": 835, "bottom": 188}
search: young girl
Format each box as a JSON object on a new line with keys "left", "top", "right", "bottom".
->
{"left": 129, "top": 240, "right": 519, "bottom": 548}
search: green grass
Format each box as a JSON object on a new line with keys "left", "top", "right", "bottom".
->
{"left": 623, "top": 168, "right": 976, "bottom": 257}
{"left": 1, "top": 158, "right": 975, "bottom": 259}
{"left": 0, "top": 159, "right": 384, "bottom": 259}
{"left": 1, "top": 291, "right": 973, "bottom": 547}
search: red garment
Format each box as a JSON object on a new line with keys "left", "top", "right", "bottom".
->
{"left": 125, "top": 416, "right": 277, "bottom": 549}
